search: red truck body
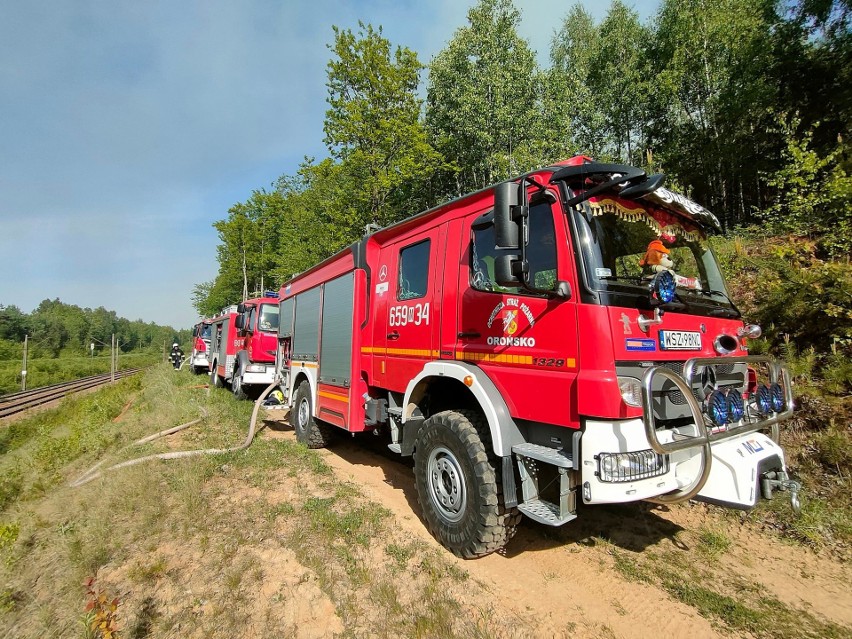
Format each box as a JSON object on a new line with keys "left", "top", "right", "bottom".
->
{"left": 188, "top": 320, "right": 212, "bottom": 375}
{"left": 208, "top": 295, "right": 280, "bottom": 397}
{"left": 274, "top": 158, "right": 797, "bottom": 557}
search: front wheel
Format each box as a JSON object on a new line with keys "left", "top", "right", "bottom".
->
{"left": 292, "top": 380, "right": 332, "bottom": 448}
{"left": 232, "top": 369, "right": 247, "bottom": 400}
{"left": 413, "top": 410, "right": 519, "bottom": 558}
{"left": 210, "top": 364, "right": 223, "bottom": 389}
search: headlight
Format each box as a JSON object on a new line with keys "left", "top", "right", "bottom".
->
{"left": 756, "top": 384, "right": 773, "bottom": 414}
{"left": 707, "top": 389, "right": 729, "bottom": 426}
{"left": 770, "top": 383, "right": 785, "bottom": 413}
{"left": 653, "top": 270, "right": 676, "bottom": 304}
{"left": 618, "top": 377, "right": 642, "bottom": 407}
{"left": 725, "top": 389, "right": 744, "bottom": 422}
{"left": 597, "top": 450, "right": 669, "bottom": 483}
{"left": 246, "top": 364, "right": 267, "bottom": 373}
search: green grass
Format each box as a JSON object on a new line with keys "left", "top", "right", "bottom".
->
{"left": 1, "top": 364, "right": 846, "bottom": 638}
{"left": 696, "top": 527, "right": 732, "bottom": 560}
{"left": 0, "top": 365, "right": 495, "bottom": 638}
{"left": 0, "top": 351, "right": 161, "bottom": 395}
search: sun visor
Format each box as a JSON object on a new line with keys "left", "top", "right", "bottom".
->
{"left": 642, "top": 187, "right": 722, "bottom": 232}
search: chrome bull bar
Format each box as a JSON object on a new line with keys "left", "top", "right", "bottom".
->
{"left": 639, "top": 355, "right": 794, "bottom": 503}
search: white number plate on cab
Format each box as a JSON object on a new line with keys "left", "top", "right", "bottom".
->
{"left": 659, "top": 330, "right": 702, "bottom": 350}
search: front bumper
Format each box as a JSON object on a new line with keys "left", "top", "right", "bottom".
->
{"left": 242, "top": 365, "right": 275, "bottom": 385}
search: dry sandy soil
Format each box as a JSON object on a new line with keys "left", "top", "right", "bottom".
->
{"left": 254, "top": 420, "right": 851, "bottom": 639}
{"left": 76, "top": 403, "right": 849, "bottom": 639}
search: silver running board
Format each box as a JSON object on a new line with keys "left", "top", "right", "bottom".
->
{"left": 512, "top": 443, "right": 578, "bottom": 526}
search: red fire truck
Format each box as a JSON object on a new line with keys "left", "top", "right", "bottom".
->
{"left": 208, "top": 294, "right": 280, "bottom": 398}
{"left": 188, "top": 320, "right": 213, "bottom": 375}
{"left": 274, "top": 157, "right": 798, "bottom": 558}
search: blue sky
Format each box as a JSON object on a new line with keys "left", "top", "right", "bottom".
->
{"left": 0, "top": 0, "right": 659, "bottom": 329}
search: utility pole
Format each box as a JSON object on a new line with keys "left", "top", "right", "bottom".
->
{"left": 21, "top": 334, "right": 28, "bottom": 391}
{"left": 111, "top": 333, "right": 115, "bottom": 383}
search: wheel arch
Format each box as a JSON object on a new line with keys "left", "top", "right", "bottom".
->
{"left": 402, "top": 361, "right": 523, "bottom": 457}
{"left": 290, "top": 370, "right": 314, "bottom": 409}
{"left": 235, "top": 350, "right": 249, "bottom": 373}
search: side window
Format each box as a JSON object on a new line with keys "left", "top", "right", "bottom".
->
{"left": 471, "top": 200, "right": 557, "bottom": 294}
{"left": 398, "top": 240, "right": 430, "bottom": 300}
{"left": 247, "top": 307, "right": 257, "bottom": 331}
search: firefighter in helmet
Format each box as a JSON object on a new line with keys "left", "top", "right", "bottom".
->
{"left": 170, "top": 342, "right": 184, "bottom": 369}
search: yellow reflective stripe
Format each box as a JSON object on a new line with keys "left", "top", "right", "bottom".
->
{"left": 319, "top": 390, "right": 349, "bottom": 403}
{"left": 455, "top": 351, "right": 533, "bottom": 365}
{"left": 292, "top": 361, "right": 318, "bottom": 369}
{"left": 360, "top": 347, "right": 439, "bottom": 358}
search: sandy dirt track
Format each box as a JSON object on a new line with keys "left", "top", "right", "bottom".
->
{"left": 261, "top": 422, "right": 851, "bottom": 638}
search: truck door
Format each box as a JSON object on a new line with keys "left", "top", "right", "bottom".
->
{"left": 455, "top": 194, "right": 580, "bottom": 428}
{"left": 372, "top": 226, "right": 444, "bottom": 391}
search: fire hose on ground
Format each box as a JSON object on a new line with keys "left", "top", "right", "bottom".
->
{"left": 70, "top": 381, "right": 278, "bottom": 488}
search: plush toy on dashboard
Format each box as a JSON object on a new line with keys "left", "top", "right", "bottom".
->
{"left": 639, "top": 239, "right": 674, "bottom": 275}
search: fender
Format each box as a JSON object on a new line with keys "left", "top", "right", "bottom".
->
{"left": 289, "top": 364, "right": 318, "bottom": 412}
{"left": 402, "top": 361, "right": 523, "bottom": 457}
{"left": 235, "top": 350, "right": 249, "bottom": 375}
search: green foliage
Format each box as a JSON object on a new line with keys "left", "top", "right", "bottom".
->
{"left": 0, "top": 299, "right": 189, "bottom": 365}
{"left": 426, "top": 0, "right": 544, "bottom": 194}
{"left": 649, "top": 0, "right": 780, "bottom": 226}
{"left": 760, "top": 116, "right": 852, "bottom": 258}
{"left": 195, "top": 0, "right": 852, "bottom": 343}
{"left": 325, "top": 22, "right": 441, "bottom": 230}
{"left": 716, "top": 233, "right": 852, "bottom": 393}
{"left": 0, "top": 522, "right": 19, "bottom": 565}
{"left": 548, "top": 4, "right": 605, "bottom": 159}
{"left": 196, "top": 23, "right": 441, "bottom": 314}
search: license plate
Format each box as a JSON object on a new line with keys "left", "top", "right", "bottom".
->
{"left": 659, "top": 330, "right": 702, "bottom": 350}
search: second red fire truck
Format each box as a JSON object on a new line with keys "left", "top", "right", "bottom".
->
{"left": 208, "top": 294, "right": 280, "bottom": 399}
{"left": 272, "top": 157, "right": 798, "bottom": 558}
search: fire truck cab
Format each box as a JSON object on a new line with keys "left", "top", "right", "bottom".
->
{"left": 208, "top": 294, "right": 280, "bottom": 398}
{"left": 274, "top": 157, "right": 798, "bottom": 558}
{"left": 189, "top": 320, "right": 212, "bottom": 375}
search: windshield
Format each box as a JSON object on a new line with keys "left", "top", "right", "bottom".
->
{"left": 197, "top": 324, "right": 212, "bottom": 339}
{"left": 258, "top": 304, "right": 280, "bottom": 332}
{"left": 571, "top": 196, "right": 735, "bottom": 314}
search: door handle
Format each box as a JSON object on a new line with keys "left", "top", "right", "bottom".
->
{"left": 387, "top": 331, "right": 400, "bottom": 340}
{"left": 457, "top": 331, "right": 481, "bottom": 339}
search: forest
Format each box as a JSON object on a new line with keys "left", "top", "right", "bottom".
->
{"left": 2, "top": 2, "right": 844, "bottom": 396}
{"left": 0, "top": 299, "right": 190, "bottom": 393}
{"left": 194, "top": 0, "right": 850, "bottom": 395}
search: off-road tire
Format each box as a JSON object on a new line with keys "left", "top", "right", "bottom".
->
{"left": 413, "top": 409, "right": 521, "bottom": 558}
{"left": 292, "top": 380, "right": 332, "bottom": 449}
{"left": 232, "top": 368, "right": 247, "bottom": 400}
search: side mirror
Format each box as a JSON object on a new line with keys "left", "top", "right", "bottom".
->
{"left": 237, "top": 303, "right": 247, "bottom": 314}
{"left": 494, "top": 254, "right": 524, "bottom": 287}
{"left": 494, "top": 182, "right": 521, "bottom": 250}
{"left": 234, "top": 314, "right": 246, "bottom": 331}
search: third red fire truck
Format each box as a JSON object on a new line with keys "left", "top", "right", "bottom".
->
{"left": 208, "top": 294, "right": 280, "bottom": 399}
{"left": 273, "top": 157, "right": 799, "bottom": 558}
{"left": 189, "top": 320, "right": 212, "bottom": 375}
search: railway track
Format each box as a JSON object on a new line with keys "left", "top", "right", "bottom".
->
{"left": 0, "top": 369, "right": 142, "bottom": 419}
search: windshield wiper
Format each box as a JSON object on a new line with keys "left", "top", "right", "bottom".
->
{"left": 699, "top": 289, "right": 742, "bottom": 318}
{"left": 598, "top": 275, "right": 643, "bottom": 284}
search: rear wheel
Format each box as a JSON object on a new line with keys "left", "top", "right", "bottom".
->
{"left": 413, "top": 410, "right": 520, "bottom": 558}
{"left": 292, "top": 380, "right": 332, "bottom": 448}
